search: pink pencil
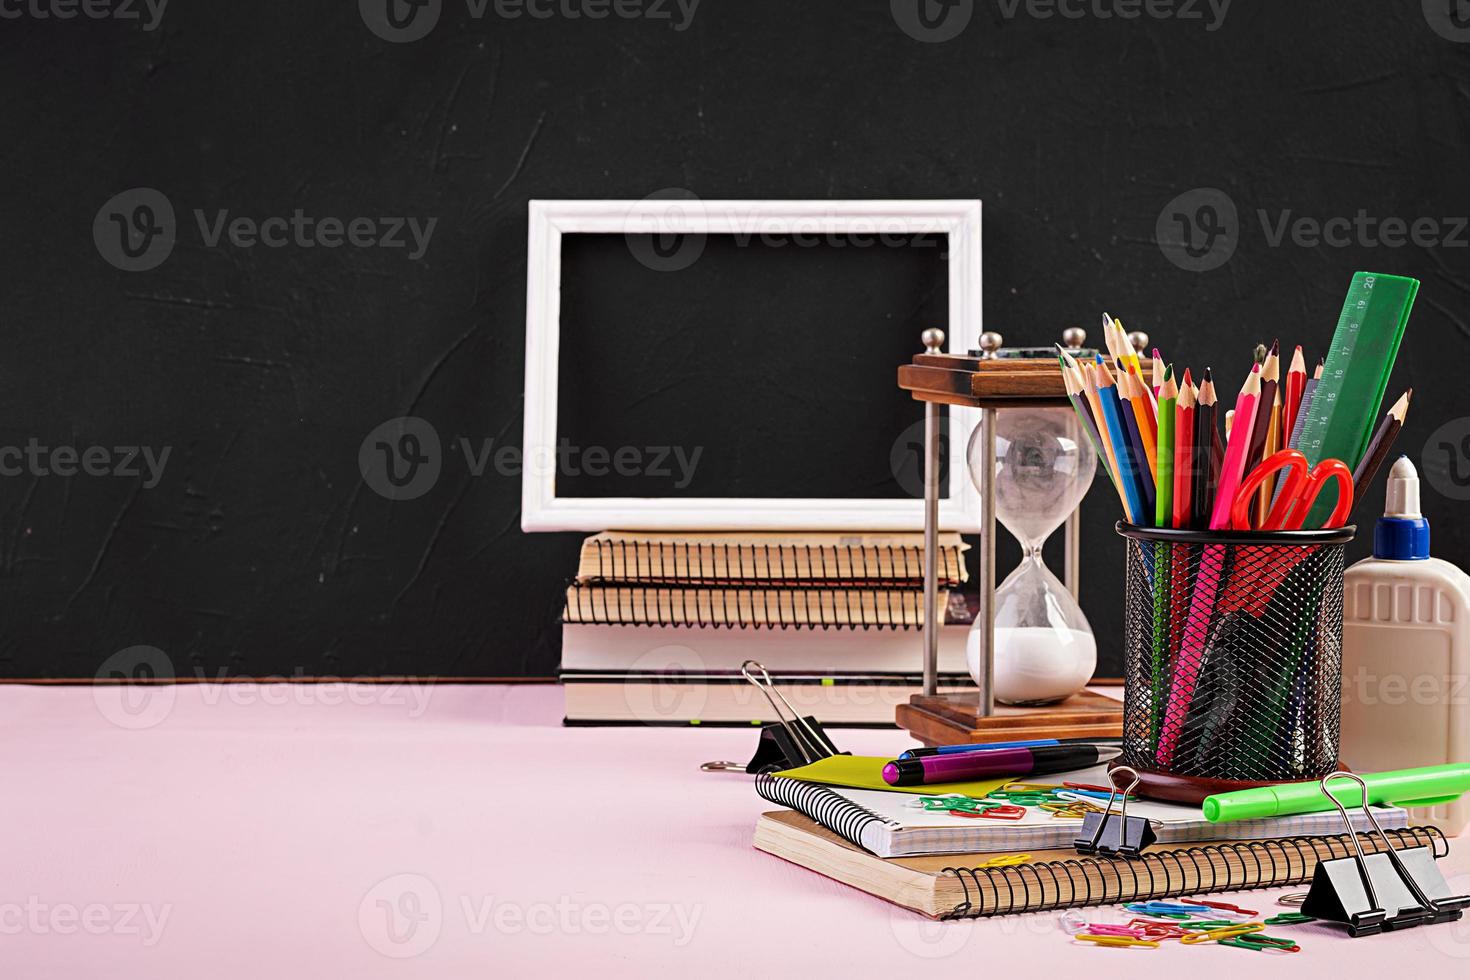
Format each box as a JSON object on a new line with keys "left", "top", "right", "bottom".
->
{"left": 1156, "top": 365, "right": 1261, "bottom": 765}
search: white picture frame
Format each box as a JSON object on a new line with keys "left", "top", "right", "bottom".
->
{"left": 521, "top": 198, "right": 982, "bottom": 533}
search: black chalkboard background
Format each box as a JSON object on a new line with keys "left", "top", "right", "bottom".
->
{"left": 2, "top": 1, "right": 1467, "bottom": 679}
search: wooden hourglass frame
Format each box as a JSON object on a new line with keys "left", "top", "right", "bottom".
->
{"left": 894, "top": 328, "right": 1138, "bottom": 746}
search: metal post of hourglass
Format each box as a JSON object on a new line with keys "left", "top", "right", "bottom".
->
{"left": 920, "top": 328, "right": 945, "bottom": 700}
{"left": 972, "top": 331, "right": 1002, "bottom": 718}
{"left": 1061, "top": 326, "right": 1089, "bottom": 602}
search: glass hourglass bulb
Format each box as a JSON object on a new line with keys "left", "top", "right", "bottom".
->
{"left": 966, "top": 407, "right": 1098, "bottom": 705}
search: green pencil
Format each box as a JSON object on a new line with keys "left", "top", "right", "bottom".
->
{"left": 1155, "top": 366, "right": 1177, "bottom": 528}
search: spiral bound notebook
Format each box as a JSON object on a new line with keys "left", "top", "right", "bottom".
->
{"left": 575, "top": 531, "right": 969, "bottom": 587}
{"left": 563, "top": 585, "right": 946, "bottom": 628}
{"left": 756, "top": 770, "right": 1410, "bottom": 858}
{"left": 754, "top": 808, "right": 1448, "bottom": 920}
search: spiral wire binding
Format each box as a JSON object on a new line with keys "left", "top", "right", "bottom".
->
{"left": 939, "top": 828, "right": 1445, "bottom": 919}
{"left": 568, "top": 539, "right": 968, "bottom": 629}
{"left": 579, "top": 539, "right": 963, "bottom": 588}
{"left": 563, "top": 583, "right": 942, "bottom": 630}
{"left": 755, "top": 772, "right": 898, "bottom": 849}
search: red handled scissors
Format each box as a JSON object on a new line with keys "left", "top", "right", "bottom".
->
{"left": 1230, "top": 449, "right": 1353, "bottom": 531}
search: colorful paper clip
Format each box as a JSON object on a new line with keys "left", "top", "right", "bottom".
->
{"left": 1219, "top": 933, "right": 1300, "bottom": 953}
{"left": 1179, "top": 922, "right": 1265, "bottom": 945}
{"left": 1084, "top": 923, "right": 1146, "bottom": 937}
{"left": 1264, "top": 912, "right": 1315, "bottom": 926}
{"left": 1181, "top": 897, "right": 1258, "bottom": 918}
{"left": 1075, "top": 934, "right": 1159, "bottom": 949}
{"left": 1063, "top": 781, "right": 1129, "bottom": 794}
{"left": 909, "top": 794, "right": 978, "bottom": 811}
{"left": 967, "top": 804, "right": 1025, "bottom": 820}
{"left": 1058, "top": 910, "right": 1089, "bottom": 935}
{"left": 1175, "top": 919, "right": 1239, "bottom": 930}
{"left": 1126, "top": 901, "right": 1205, "bottom": 918}
{"left": 1127, "top": 918, "right": 1186, "bottom": 939}
{"left": 987, "top": 791, "right": 1053, "bottom": 806}
{"left": 976, "top": 853, "right": 1032, "bottom": 868}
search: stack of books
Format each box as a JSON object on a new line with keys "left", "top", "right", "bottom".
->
{"left": 560, "top": 531, "right": 976, "bottom": 726}
{"left": 752, "top": 766, "right": 1427, "bottom": 919}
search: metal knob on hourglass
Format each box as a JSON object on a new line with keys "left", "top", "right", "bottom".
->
{"left": 966, "top": 408, "right": 1098, "bottom": 705}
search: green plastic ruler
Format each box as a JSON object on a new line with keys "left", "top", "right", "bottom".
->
{"left": 1297, "top": 271, "right": 1418, "bottom": 525}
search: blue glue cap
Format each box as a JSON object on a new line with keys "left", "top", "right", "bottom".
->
{"left": 1374, "top": 456, "right": 1430, "bottom": 560}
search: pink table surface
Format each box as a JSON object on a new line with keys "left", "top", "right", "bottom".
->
{"left": 4, "top": 682, "right": 1469, "bottom": 977}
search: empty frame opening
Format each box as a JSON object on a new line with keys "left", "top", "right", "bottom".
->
{"left": 555, "top": 232, "right": 950, "bottom": 500}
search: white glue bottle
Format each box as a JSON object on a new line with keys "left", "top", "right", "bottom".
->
{"left": 1340, "top": 456, "right": 1470, "bottom": 835}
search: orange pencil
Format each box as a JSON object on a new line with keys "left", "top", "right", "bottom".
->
{"left": 1255, "top": 384, "right": 1283, "bottom": 524}
{"left": 1173, "top": 373, "right": 1196, "bottom": 530}
{"left": 1121, "top": 363, "right": 1159, "bottom": 482}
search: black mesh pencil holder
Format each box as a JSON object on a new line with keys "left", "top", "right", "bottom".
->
{"left": 1114, "top": 522, "right": 1355, "bottom": 805}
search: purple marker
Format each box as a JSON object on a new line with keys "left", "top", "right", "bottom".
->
{"left": 881, "top": 745, "right": 1121, "bottom": 786}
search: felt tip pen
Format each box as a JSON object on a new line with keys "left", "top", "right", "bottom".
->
{"left": 898, "top": 737, "right": 1122, "bottom": 760}
{"left": 882, "top": 745, "right": 1122, "bottom": 787}
{"left": 1202, "top": 763, "right": 1470, "bottom": 822}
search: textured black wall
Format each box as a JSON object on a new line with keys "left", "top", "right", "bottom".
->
{"left": 3, "top": 1, "right": 1468, "bottom": 679}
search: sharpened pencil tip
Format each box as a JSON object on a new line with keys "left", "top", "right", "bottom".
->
{"left": 1204, "top": 366, "right": 1213, "bottom": 381}
{"left": 1270, "top": 339, "right": 1280, "bottom": 355}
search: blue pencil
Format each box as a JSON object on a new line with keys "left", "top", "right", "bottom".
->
{"left": 1095, "top": 360, "right": 1147, "bottom": 523}
{"left": 1117, "top": 378, "right": 1157, "bottom": 518}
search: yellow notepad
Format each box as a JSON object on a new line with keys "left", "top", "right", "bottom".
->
{"left": 775, "top": 755, "right": 1012, "bottom": 797}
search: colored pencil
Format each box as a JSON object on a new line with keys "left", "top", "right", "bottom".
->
{"left": 1210, "top": 365, "right": 1262, "bottom": 531}
{"left": 1121, "top": 363, "right": 1159, "bottom": 483}
{"left": 1352, "top": 389, "right": 1412, "bottom": 505}
{"left": 1193, "top": 369, "right": 1217, "bottom": 531}
{"left": 1080, "top": 361, "right": 1126, "bottom": 504}
{"left": 1059, "top": 348, "right": 1132, "bottom": 517}
{"left": 1244, "top": 340, "right": 1279, "bottom": 480}
{"left": 1115, "top": 366, "right": 1157, "bottom": 519}
{"left": 1106, "top": 314, "right": 1157, "bottom": 413}
{"left": 1283, "top": 345, "right": 1307, "bottom": 443}
{"left": 1058, "top": 352, "right": 1103, "bottom": 450}
{"left": 1288, "top": 375, "right": 1319, "bottom": 452}
{"left": 1172, "top": 374, "right": 1195, "bottom": 530}
{"left": 1163, "top": 365, "right": 1260, "bottom": 766}
{"left": 1151, "top": 349, "right": 1166, "bottom": 398}
{"left": 1256, "top": 384, "right": 1283, "bottom": 524}
{"left": 1156, "top": 367, "right": 1177, "bottom": 528}
{"left": 1094, "top": 360, "right": 1146, "bottom": 524}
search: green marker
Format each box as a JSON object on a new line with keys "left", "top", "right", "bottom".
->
{"left": 1203, "top": 764, "right": 1470, "bottom": 822}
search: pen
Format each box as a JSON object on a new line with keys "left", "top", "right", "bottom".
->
{"left": 898, "top": 737, "right": 1120, "bottom": 760}
{"left": 882, "top": 746, "right": 1122, "bottom": 787}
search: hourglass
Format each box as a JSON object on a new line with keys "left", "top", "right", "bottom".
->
{"left": 899, "top": 327, "right": 1136, "bottom": 743}
{"left": 966, "top": 406, "right": 1097, "bottom": 704}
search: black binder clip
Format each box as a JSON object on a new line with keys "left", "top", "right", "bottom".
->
{"left": 1074, "top": 765, "right": 1156, "bottom": 858}
{"left": 700, "top": 661, "right": 847, "bottom": 774}
{"left": 1301, "top": 771, "right": 1469, "bottom": 937}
